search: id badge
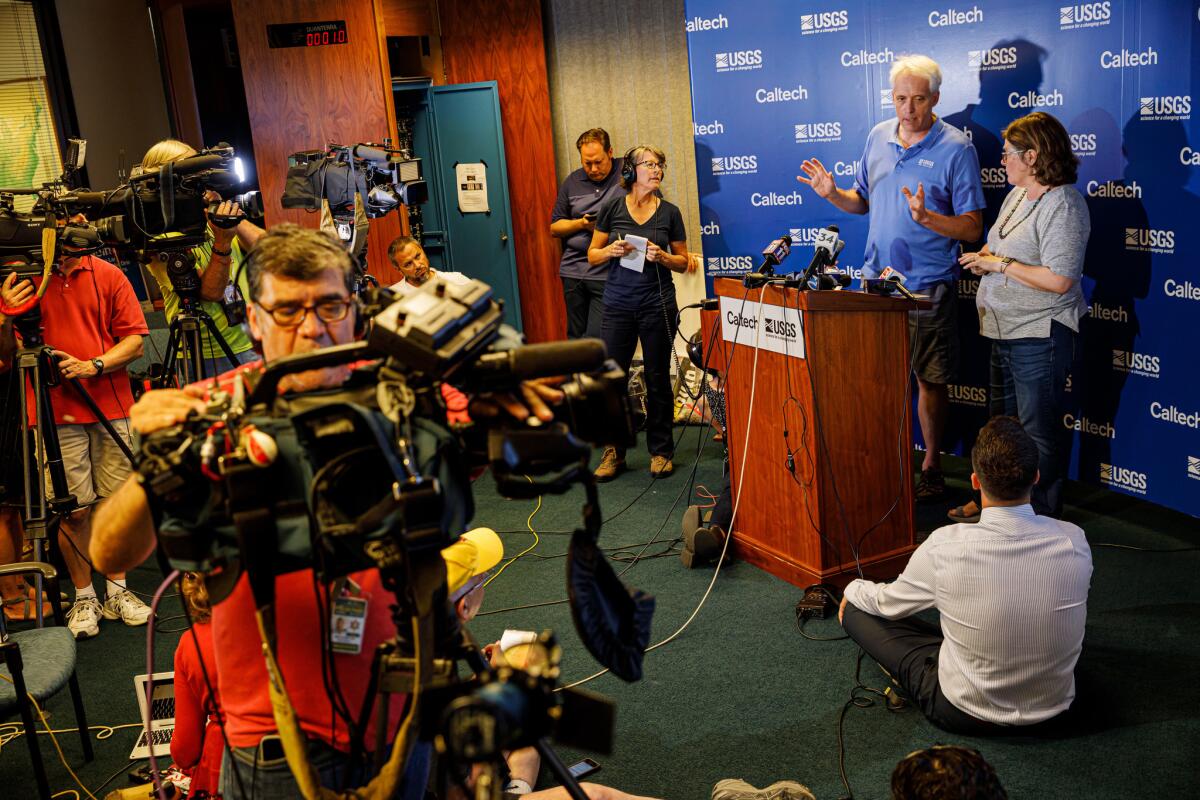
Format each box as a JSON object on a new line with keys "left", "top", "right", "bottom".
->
{"left": 330, "top": 596, "right": 368, "bottom": 654}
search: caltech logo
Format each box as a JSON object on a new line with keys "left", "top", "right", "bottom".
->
{"left": 715, "top": 49, "right": 764, "bottom": 73}
{"left": 841, "top": 47, "right": 894, "bottom": 67}
{"left": 835, "top": 263, "right": 864, "bottom": 280}
{"left": 948, "top": 384, "right": 987, "bottom": 407}
{"left": 686, "top": 13, "right": 729, "bottom": 33}
{"left": 981, "top": 166, "right": 1008, "bottom": 189}
{"left": 1064, "top": 413, "right": 1116, "bottom": 439}
{"left": 707, "top": 256, "right": 755, "bottom": 274}
{"left": 794, "top": 121, "right": 843, "bottom": 143}
{"left": 1112, "top": 349, "right": 1161, "bottom": 379}
{"left": 1183, "top": 146, "right": 1200, "bottom": 166}
{"left": 711, "top": 155, "right": 758, "bottom": 176}
{"left": 1060, "top": 2, "right": 1112, "bottom": 30}
{"left": 1070, "top": 132, "right": 1098, "bottom": 157}
{"left": 751, "top": 190, "right": 804, "bottom": 207}
{"left": 968, "top": 46, "right": 1018, "bottom": 72}
{"left": 833, "top": 159, "right": 861, "bottom": 176}
{"left": 1009, "top": 89, "right": 1064, "bottom": 108}
{"left": 801, "top": 10, "right": 849, "bottom": 35}
{"left": 929, "top": 6, "right": 983, "bottom": 26}
{"left": 1139, "top": 95, "right": 1192, "bottom": 121}
{"left": 700, "top": 221, "right": 721, "bottom": 236}
{"left": 1087, "top": 301, "right": 1128, "bottom": 323}
{"left": 1086, "top": 180, "right": 1142, "bottom": 199}
{"left": 1099, "top": 462, "right": 1148, "bottom": 494}
{"left": 1164, "top": 278, "right": 1200, "bottom": 301}
{"left": 756, "top": 84, "right": 809, "bottom": 103}
{"left": 1101, "top": 47, "right": 1158, "bottom": 69}
{"left": 1125, "top": 227, "right": 1175, "bottom": 254}
{"left": 1151, "top": 402, "right": 1200, "bottom": 429}
{"left": 1187, "top": 455, "right": 1200, "bottom": 482}
{"left": 694, "top": 120, "right": 725, "bottom": 136}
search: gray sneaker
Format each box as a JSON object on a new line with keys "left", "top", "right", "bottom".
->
{"left": 66, "top": 597, "right": 103, "bottom": 639}
{"left": 712, "top": 780, "right": 816, "bottom": 800}
{"left": 102, "top": 589, "right": 153, "bottom": 626}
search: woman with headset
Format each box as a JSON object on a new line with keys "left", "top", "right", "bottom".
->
{"left": 587, "top": 145, "right": 689, "bottom": 480}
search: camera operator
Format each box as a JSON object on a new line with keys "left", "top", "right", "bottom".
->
{"left": 91, "top": 224, "right": 561, "bottom": 799}
{"left": 0, "top": 223, "right": 151, "bottom": 638}
{"left": 137, "top": 139, "right": 264, "bottom": 379}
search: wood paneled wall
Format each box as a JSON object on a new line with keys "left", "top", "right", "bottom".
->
{"left": 439, "top": 0, "right": 565, "bottom": 343}
{"left": 230, "top": 0, "right": 401, "bottom": 285}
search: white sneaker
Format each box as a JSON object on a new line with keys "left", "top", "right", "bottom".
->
{"left": 66, "top": 597, "right": 102, "bottom": 639}
{"left": 101, "top": 590, "right": 153, "bottom": 626}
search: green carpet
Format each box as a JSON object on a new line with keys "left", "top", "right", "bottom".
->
{"left": 2, "top": 427, "right": 1198, "bottom": 799}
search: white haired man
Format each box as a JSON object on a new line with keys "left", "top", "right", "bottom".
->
{"left": 798, "top": 54, "right": 985, "bottom": 502}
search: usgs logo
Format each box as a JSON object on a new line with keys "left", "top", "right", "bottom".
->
{"left": 929, "top": 6, "right": 983, "bottom": 26}
{"left": 1070, "top": 133, "right": 1098, "bottom": 156}
{"left": 1060, "top": 2, "right": 1111, "bottom": 29}
{"left": 751, "top": 190, "right": 804, "bottom": 207}
{"left": 1009, "top": 89, "right": 1063, "bottom": 108}
{"left": 1189, "top": 455, "right": 1200, "bottom": 482}
{"left": 881, "top": 89, "right": 894, "bottom": 108}
{"left": 694, "top": 120, "right": 725, "bottom": 137}
{"left": 801, "top": 10, "right": 849, "bottom": 34}
{"left": 711, "top": 155, "right": 758, "bottom": 176}
{"left": 833, "top": 159, "right": 860, "bottom": 176}
{"left": 981, "top": 166, "right": 1008, "bottom": 189}
{"left": 795, "top": 121, "right": 843, "bottom": 143}
{"left": 1064, "top": 414, "right": 1116, "bottom": 439}
{"left": 700, "top": 221, "right": 721, "bottom": 236}
{"left": 1101, "top": 47, "right": 1158, "bottom": 69}
{"left": 841, "top": 47, "right": 894, "bottom": 67}
{"left": 756, "top": 84, "right": 809, "bottom": 103}
{"left": 790, "top": 227, "right": 823, "bottom": 244}
{"left": 685, "top": 13, "right": 729, "bottom": 33}
{"left": 968, "top": 46, "right": 1017, "bottom": 71}
{"left": 1100, "top": 462, "right": 1148, "bottom": 494}
{"left": 948, "top": 384, "right": 987, "bottom": 407}
{"left": 708, "top": 256, "right": 755, "bottom": 273}
{"left": 958, "top": 275, "right": 980, "bottom": 297}
{"left": 1140, "top": 95, "right": 1191, "bottom": 121}
{"left": 1112, "top": 349, "right": 1161, "bottom": 378}
{"left": 1087, "top": 180, "right": 1141, "bottom": 198}
{"left": 764, "top": 317, "right": 798, "bottom": 338}
{"left": 716, "top": 50, "right": 764, "bottom": 73}
{"left": 1125, "top": 227, "right": 1175, "bottom": 254}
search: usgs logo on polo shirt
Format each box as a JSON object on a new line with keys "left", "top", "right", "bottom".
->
{"left": 1125, "top": 227, "right": 1175, "bottom": 254}
{"left": 1100, "top": 462, "right": 1148, "bottom": 494}
{"left": 1139, "top": 96, "right": 1191, "bottom": 121}
{"left": 1060, "top": 2, "right": 1111, "bottom": 29}
{"left": 929, "top": 6, "right": 983, "bottom": 26}
{"left": 794, "top": 122, "right": 842, "bottom": 143}
{"left": 967, "top": 47, "right": 1017, "bottom": 72}
{"left": 711, "top": 155, "right": 758, "bottom": 176}
{"left": 801, "top": 10, "right": 849, "bottom": 34}
{"left": 715, "top": 50, "right": 763, "bottom": 73}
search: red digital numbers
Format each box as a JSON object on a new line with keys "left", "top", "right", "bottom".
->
{"left": 305, "top": 29, "right": 345, "bottom": 46}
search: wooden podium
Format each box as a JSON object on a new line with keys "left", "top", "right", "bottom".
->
{"left": 702, "top": 278, "right": 920, "bottom": 588}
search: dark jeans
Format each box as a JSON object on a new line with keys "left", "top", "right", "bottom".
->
{"left": 219, "top": 736, "right": 432, "bottom": 800}
{"left": 989, "top": 321, "right": 1075, "bottom": 516}
{"left": 562, "top": 276, "right": 607, "bottom": 340}
{"left": 602, "top": 299, "right": 678, "bottom": 458}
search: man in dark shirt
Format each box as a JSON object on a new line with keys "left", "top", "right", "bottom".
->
{"left": 550, "top": 128, "right": 626, "bottom": 339}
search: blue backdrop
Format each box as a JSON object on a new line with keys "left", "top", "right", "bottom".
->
{"left": 683, "top": 0, "right": 1200, "bottom": 517}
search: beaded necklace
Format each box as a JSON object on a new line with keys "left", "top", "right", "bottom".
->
{"left": 997, "top": 188, "right": 1044, "bottom": 239}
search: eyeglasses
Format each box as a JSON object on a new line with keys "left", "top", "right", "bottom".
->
{"left": 256, "top": 299, "right": 352, "bottom": 328}
{"left": 636, "top": 161, "right": 665, "bottom": 172}
{"left": 999, "top": 149, "right": 1028, "bottom": 161}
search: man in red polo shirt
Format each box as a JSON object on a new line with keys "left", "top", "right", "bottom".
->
{"left": 0, "top": 248, "right": 151, "bottom": 639}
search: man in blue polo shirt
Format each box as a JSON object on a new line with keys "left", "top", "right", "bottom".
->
{"left": 550, "top": 128, "right": 626, "bottom": 339}
{"left": 798, "top": 54, "right": 985, "bottom": 502}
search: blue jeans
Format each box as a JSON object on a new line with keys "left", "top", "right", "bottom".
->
{"left": 219, "top": 736, "right": 432, "bottom": 800}
{"left": 989, "top": 321, "right": 1075, "bottom": 516}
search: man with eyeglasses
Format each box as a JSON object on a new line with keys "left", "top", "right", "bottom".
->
{"left": 798, "top": 54, "right": 985, "bottom": 503}
{"left": 550, "top": 128, "right": 626, "bottom": 339}
{"left": 91, "top": 224, "right": 562, "bottom": 799}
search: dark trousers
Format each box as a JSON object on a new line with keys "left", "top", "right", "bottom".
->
{"left": 841, "top": 604, "right": 1014, "bottom": 736}
{"left": 989, "top": 321, "right": 1075, "bottom": 517}
{"left": 602, "top": 299, "right": 678, "bottom": 458}
{"left": 562, "top": 277, "right": 607, "bottom": 340}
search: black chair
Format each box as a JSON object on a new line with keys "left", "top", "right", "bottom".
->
{"left": 0, "top": 562, "right": 93, "bottom": 800}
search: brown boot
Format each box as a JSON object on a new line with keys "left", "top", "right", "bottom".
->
{"left": 649, "top": 455, "right": 674, "bottom": 478}
{"left": 594, "top": 447, "right": 626, "bottom": 482}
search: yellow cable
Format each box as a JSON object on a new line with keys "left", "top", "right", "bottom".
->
{"left": 483, "top": 477, "right": 541, "bottom": 588}
{"left": 0, "top": 672, "right": 100, "bottom": 800}
{"left": 0, "top": 721, "right": 143, "bottom": 746}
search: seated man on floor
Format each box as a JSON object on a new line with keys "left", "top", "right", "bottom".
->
{"left": 839, "top": 415, "right": 1092, "bottom": 735}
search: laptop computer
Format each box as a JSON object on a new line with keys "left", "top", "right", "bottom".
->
{"left": 129, "top": 671, "right": 176, "bottom": 760}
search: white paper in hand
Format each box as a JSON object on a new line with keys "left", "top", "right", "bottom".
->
{"left": 500, "top": 629, "right": 538, "bottom": 652}
{"left": 619, "top": 234, "right": 648, "bottom": 273}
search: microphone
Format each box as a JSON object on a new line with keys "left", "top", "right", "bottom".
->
{"left": 743, "top": 233, "right": 794, "bottom": 287}
{"left": 798, "top": 225, "right": 843, "bottom": 288}
{"left": 464, "top": 338, "right": 608, "bottom": 391}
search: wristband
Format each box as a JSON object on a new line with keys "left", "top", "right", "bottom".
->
{"left": 1000, "top": 257, "right": 1014, "bottom": 273}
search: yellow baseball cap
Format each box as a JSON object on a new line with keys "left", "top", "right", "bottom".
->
{"left": 442, "top": 527, "right": 504, "bottom": 601}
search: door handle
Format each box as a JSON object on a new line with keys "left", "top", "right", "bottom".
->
{"left": 500, "top": 233, "right": 509, "bottom": 242}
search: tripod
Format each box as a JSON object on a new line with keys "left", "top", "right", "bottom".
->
{"left": 155, "top": 294, "right": 242, "bottom": 387}
{"left": 0, "top": 312, "right": 136, "bottom": 627}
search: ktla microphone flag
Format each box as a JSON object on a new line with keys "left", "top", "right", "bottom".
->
{"left": 684, "top": 0, "right": 1200, "bottom": 517}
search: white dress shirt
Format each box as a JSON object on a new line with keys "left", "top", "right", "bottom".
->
{"left": 844, "top": 504, "right": 1092, "bottom": 725}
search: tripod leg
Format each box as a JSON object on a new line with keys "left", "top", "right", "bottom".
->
{"left": 535, "top": 739, "right": 591, "bottom": 800}
{"left": 197, "top": 310, "right": 244, "bottom": 374}
{"left": 156, "top": 321, "right": 181, "bottom": 389}
{"left": 181, "top": 318, "right": 205, "bottom": 386}
{"left": 65, "top": 379, "right": 135, "bottom": 464}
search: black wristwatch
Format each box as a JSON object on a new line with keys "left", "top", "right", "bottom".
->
{"left": 91, "top": 357, "right": 104, "bottom": 375}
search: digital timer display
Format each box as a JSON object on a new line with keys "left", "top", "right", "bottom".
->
{"left": 266, "top": 20, "right": 348, "bottom": 49}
